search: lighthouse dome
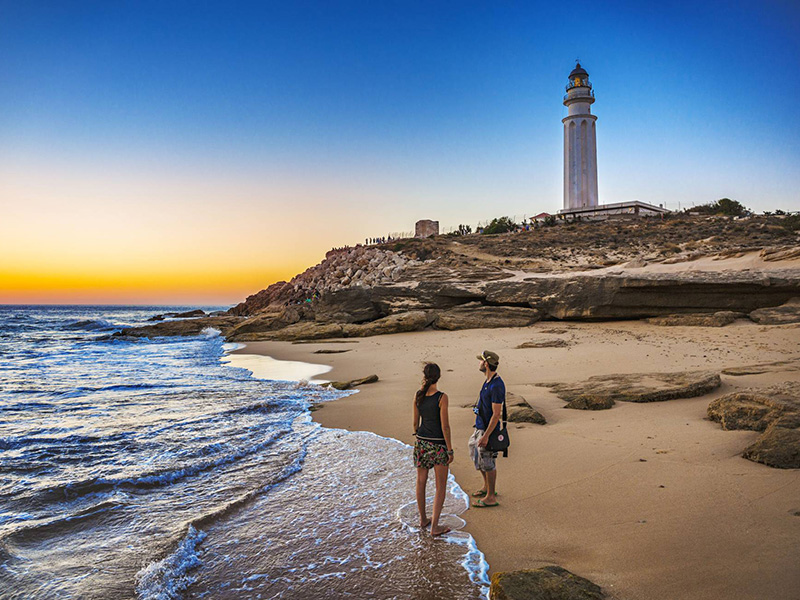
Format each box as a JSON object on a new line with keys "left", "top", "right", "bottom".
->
{"left": 569, "top": 63, "right": 588, "bottom": 78}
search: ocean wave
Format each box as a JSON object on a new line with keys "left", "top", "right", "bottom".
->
{"left": 135, "top": 525, "right": 207, "bottom": 600}
{"left": 2, "top": 499, "right": 125, "bottom": 543}
{"left": 0, "top": 432, "right": 116, "bottom": 450}
{"left": 135, "top": 449, "right": 307, "bottom": 600}
{"left": 35, "top": 428, "right": 289, "bottom": 502}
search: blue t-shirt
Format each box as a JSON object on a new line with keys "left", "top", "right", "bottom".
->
{"left": 474, "top": 374, "right": 505, "bottom": 431}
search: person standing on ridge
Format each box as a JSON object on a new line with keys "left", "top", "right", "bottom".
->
{"left": 469, "top": 351, "right": 504, "bottom": 507}
{"left": 413, "top": 363, "right": 454, "bottom": 536}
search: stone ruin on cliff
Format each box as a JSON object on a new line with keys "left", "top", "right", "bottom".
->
{"left": 415, "top": 219, "right": 439, "bottom": 238}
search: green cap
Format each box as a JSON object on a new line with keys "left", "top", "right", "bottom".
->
{"left": 476, "top": 350, "right": 500, "bottom": 368}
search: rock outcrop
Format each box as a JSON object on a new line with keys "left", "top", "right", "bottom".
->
{"left": 148, "top": 309, "right": 207, "bottom": 321}
{"left": 489, "top": 566, "right": 605, "bottom": 600}
{"left": 542, "top": 371, "right": 721, "bottom": 409}
{"left": 707, "top": 384, "right": 800, "bottom": 469}
{"left": 127, "top": 219, "right": 800, "bottom": 342}
{"left": 484, "top": 271, "right": 800, "bottom": 320}
{"left": 115, "top": 316, "right": 242, "bottom": 338}
{"left": 228, "top": 311, "right": 431, "bottom": 342}
{"left": 749, "top": 297, "right": 800, "bottom": 325}
{"left": 229, "top": 246, "right": 421, "bottom": 316}
{"left": 434, "top": 303, "right": 541, "bottom": 330}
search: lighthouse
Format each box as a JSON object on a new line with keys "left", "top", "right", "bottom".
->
{"left": 562, "top": 62, "right": 598, "bottom": 210}
{"left": 549, "top": 62, "right": 669, "bottom": 222}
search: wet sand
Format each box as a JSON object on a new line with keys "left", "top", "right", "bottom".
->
{"left": 233, "top": 320, "right": 800, "bottom": 600}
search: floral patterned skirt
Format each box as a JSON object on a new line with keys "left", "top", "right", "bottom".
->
{"left": 413, "top": 438, "right": 449, "bottom": 469}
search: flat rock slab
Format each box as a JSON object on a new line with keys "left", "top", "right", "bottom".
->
{"left": 708, "top": 383, "right": 800, "bottom": 469}
{"left": 722, "top": 360, "right": 800, "bottom": 376}
{"left": 292, "top": 340, "right": 360, "bottom": 345}
{"left": 749, "top": 297, "right": 800, "bottom": 325}
{"left": 313, "top": 349, "right": 352, "bottom": 354}
{"left": 321, "top": 374, "right": 379, "bottom": 390}
{"left": 517, "top": 339, "right": 570, "bottom": 349}
{"left": 541, "top": 371, "right": 721, "bottom": 409}
{"left": 647, "top": 311, "right": 742, "bottom": 327}
{"left": 490, "top": 566, "right": 605, "bottom": 600}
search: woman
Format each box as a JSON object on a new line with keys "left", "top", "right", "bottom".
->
{"left": 412, "top": 363, "right": 454, "bottom": 536}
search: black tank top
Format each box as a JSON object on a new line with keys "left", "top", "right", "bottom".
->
{"left": 416, "top": 391, "right": 446, "bottom": 445}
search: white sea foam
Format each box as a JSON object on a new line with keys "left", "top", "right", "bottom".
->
{"left": 135, "top": 526, "right": 207, "bottom": 600}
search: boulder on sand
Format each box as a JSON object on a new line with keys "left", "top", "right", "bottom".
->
{"left": 489, "top": 565, "right": 605, "bottom": 600}
{"left": 507, "top": 407, "right": 547, "bottom": 424}
{"left": 505, "top": 392, "right": 547, "bottom": 424}
{"left": 708, "top": 383, "right": 800, "bottom": 469}
{"left": 541, "top": 371, "right": 721, "bottom": 409}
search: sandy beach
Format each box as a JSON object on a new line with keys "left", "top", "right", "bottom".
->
{"left": 232, "top": 320, "right": 800, "bottom": 600}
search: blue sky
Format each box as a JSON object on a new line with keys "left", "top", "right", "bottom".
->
{"left": 1, "top": 0, "right": 798, "bottom": 302}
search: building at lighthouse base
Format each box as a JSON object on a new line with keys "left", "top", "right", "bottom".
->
{"left": 557, "top": 200, "right": 670, "bottom": 221}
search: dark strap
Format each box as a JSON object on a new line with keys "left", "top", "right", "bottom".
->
{"left": 499, "top": 395, "right": 508, "bottom": 458}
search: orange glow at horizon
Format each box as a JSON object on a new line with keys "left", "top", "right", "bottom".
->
{"left": 0, "top": 265, "right": 303, "bottom": 305}
{"left": 1, "top": 160, "right": 399, "bottom": 306}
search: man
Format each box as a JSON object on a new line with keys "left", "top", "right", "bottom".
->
{"left": 468, "top": 350, "right": 504, "bottom": 508}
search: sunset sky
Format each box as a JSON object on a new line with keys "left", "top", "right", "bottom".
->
{"left": 2, "top": 1, "right": 798, "bottom": 305}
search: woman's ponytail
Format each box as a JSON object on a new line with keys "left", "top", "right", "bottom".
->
{"left": 415, "top": 363, "right": 441, "bottom": 408}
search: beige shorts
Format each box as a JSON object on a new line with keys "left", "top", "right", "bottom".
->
{"left": 468, "top": 429, "right": 498, "bottom": 472}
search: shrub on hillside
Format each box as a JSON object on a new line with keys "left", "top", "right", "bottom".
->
{"left": 481, "top": 216, "right": 518, "bottom": 235}
{"left": 691, "top": 198, "right": 748, "bottom": 217}
{"left": 782, "top": 214, "right": 800, "bottom": 232}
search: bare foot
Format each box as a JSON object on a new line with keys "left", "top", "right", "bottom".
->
{"left": 419, "top": 518, "right": 431, "bottom": 528}
{"left": 431, "top": 526, "right": 451, "bottom": 537}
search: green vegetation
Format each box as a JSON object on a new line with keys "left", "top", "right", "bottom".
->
{"left": 782, "top": 214, "right": 800, "bottom": 231}
{"left": 690, "top": 198, "right": 748, "bottom": 217}
{"left": 481, "top": 216, "right": 518, "bottom": 235}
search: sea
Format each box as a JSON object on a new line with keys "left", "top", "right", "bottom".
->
{"left": 0, "top": 305, "right": 489, "bottom": 600}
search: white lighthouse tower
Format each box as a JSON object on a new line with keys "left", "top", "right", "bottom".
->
{"left": 562, "top": 62, "right": 598, "bottom": 210}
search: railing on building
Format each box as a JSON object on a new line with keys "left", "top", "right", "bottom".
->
{"left": 566, "top": 79, "right": 592, "bottom": 91}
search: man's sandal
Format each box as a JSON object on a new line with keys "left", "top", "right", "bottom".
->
{"left": 472, "top": 499, "right": 500, "bottom": 508}
{"left": 471, "top": 490, "right": 499, "bottom": 498}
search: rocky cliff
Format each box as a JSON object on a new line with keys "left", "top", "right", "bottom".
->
{"left": 116, "top": 215, "right": 800, "bottom": 341}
